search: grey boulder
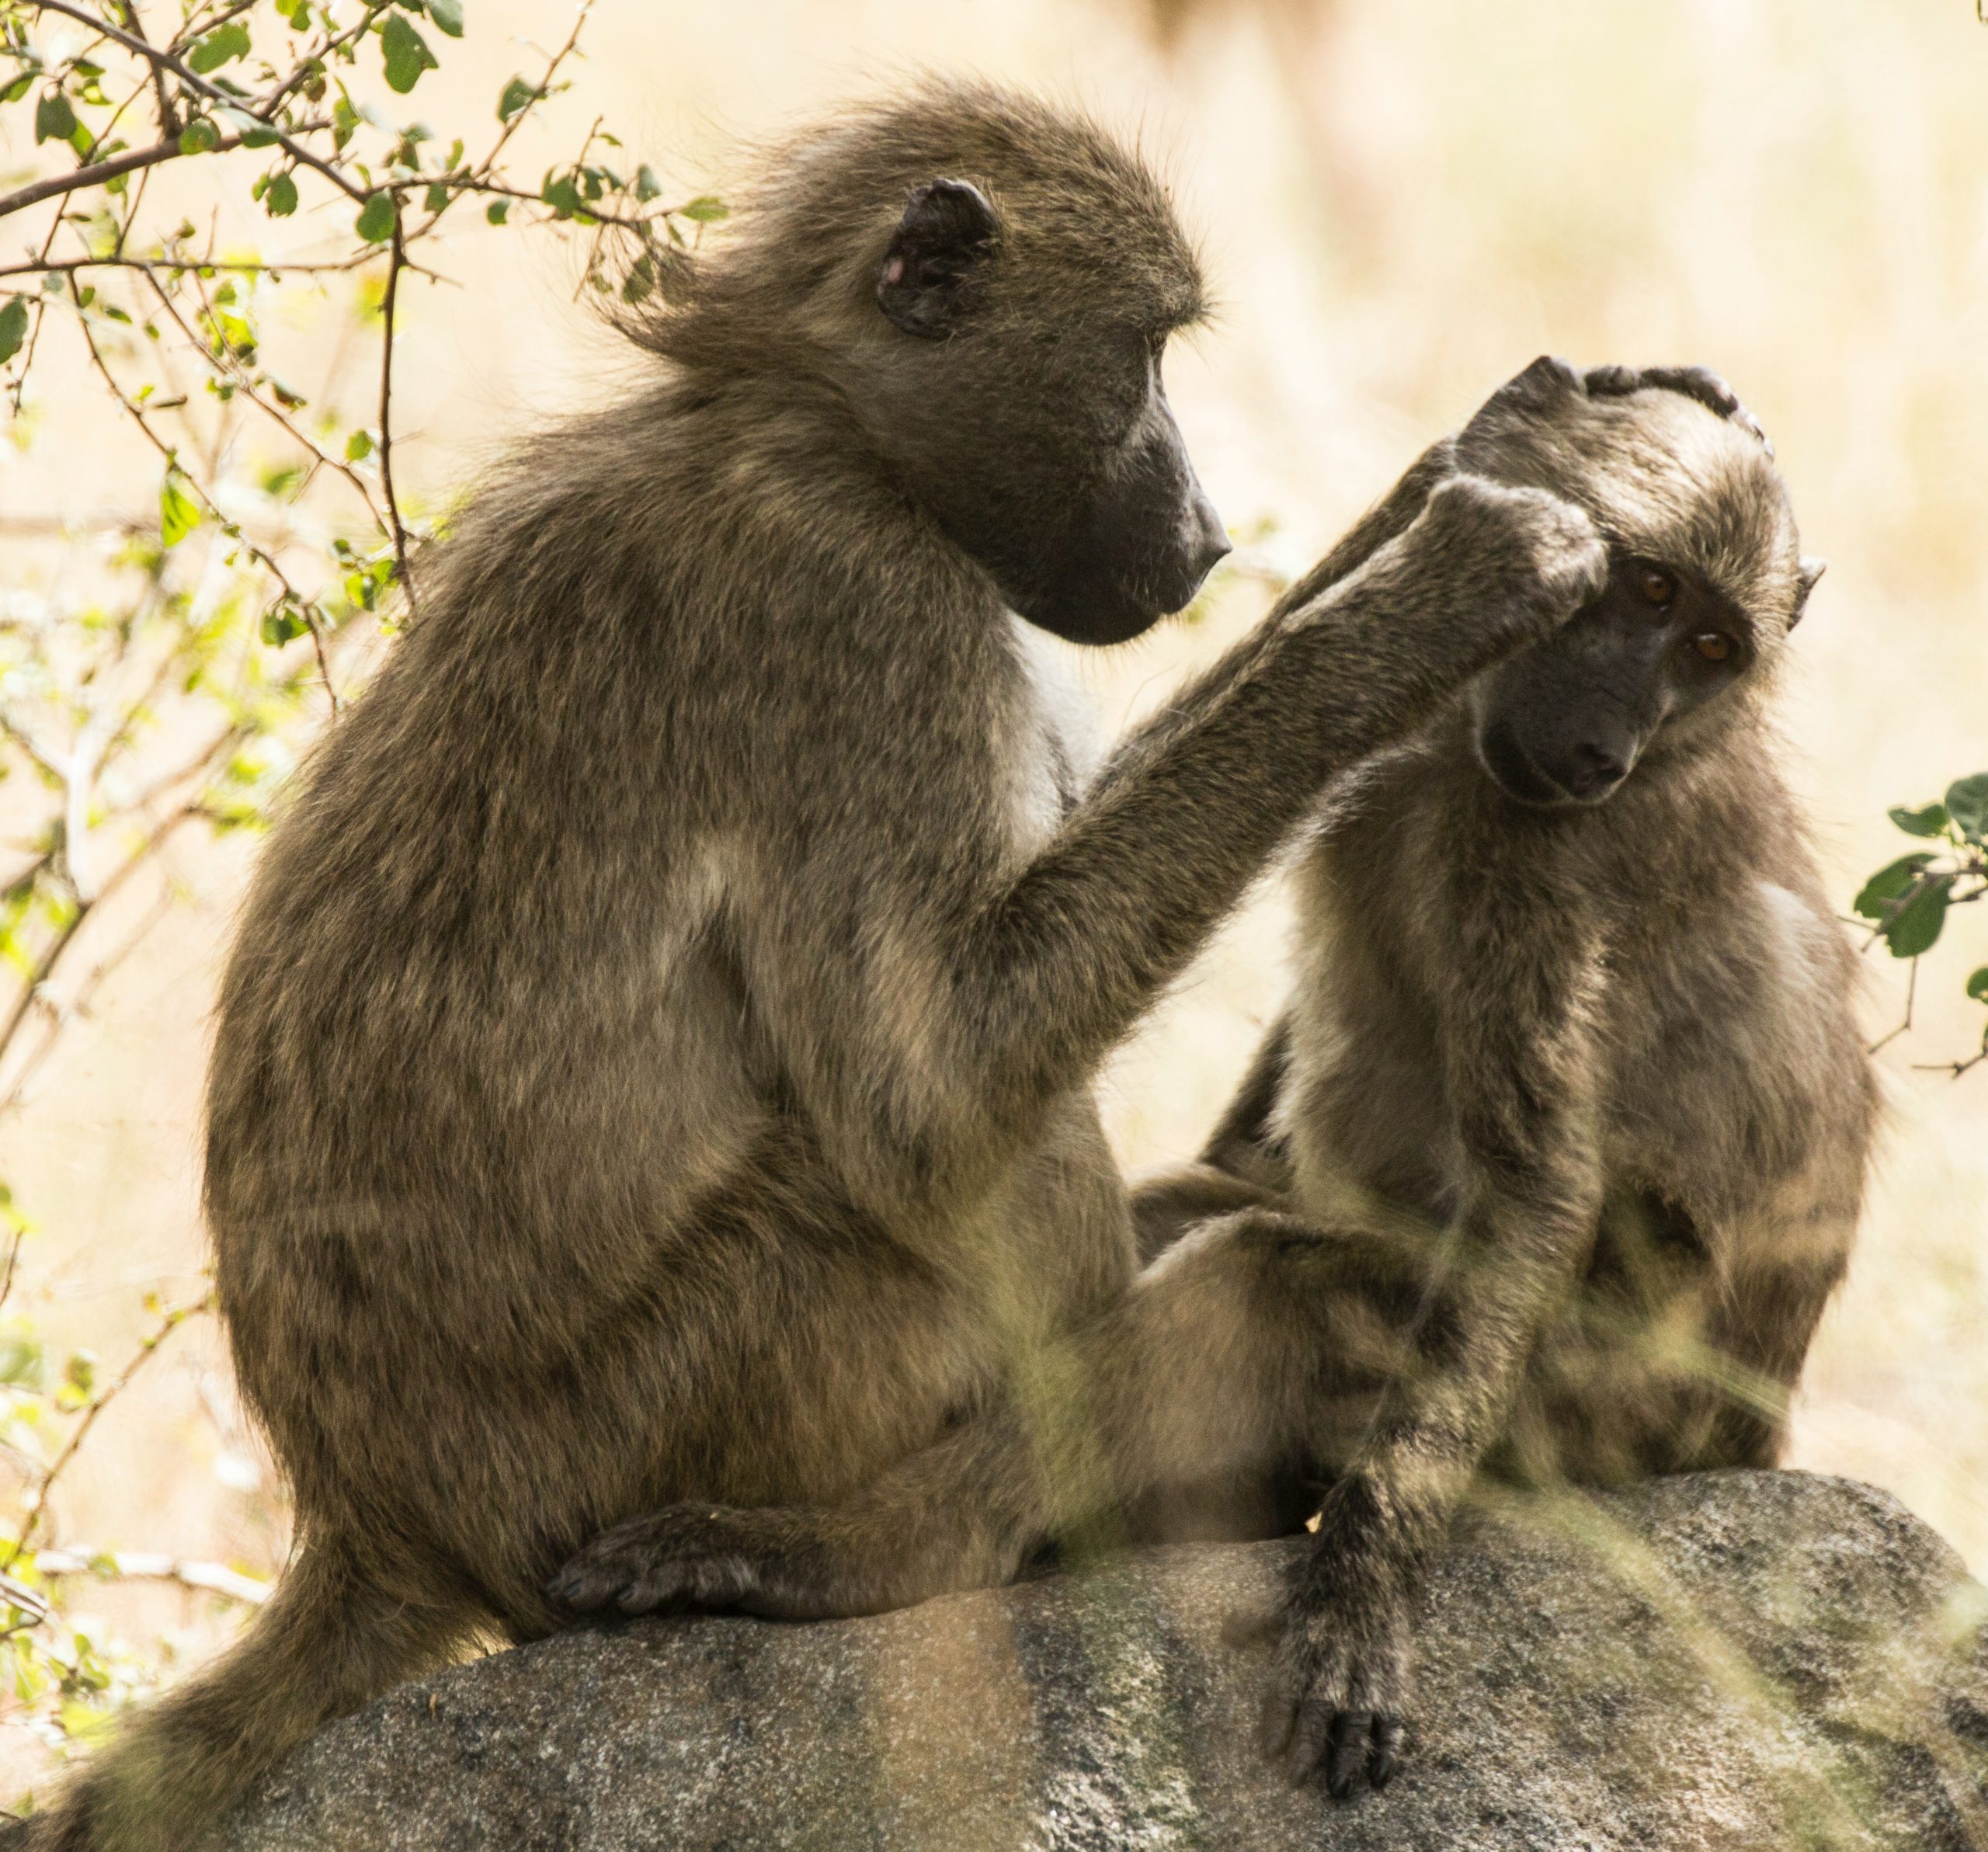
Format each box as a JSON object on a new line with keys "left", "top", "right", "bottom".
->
{"left": 216, "top": 1470, "right": 1988, "bottom": 1850}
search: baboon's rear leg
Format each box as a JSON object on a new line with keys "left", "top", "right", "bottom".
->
{"left": 547, "top": 1209, "right": 1430, "bottom": 1619}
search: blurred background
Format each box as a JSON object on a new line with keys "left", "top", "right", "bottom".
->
{"left": 2, "top": 0, "right": 1985, "bottom": 1800}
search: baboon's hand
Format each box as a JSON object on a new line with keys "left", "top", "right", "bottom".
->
{"left": 1582, "top": 360, "right": 1772, "bottom": 455}
{"left": 1406, "top": 472, "right": 1610, "bottom": 652}
{"left": 547, "top": 1502, "right": 854, "bottom": 1621}
{"left": 1242, "top": 1541, "right": 1411, "bottom": 1798}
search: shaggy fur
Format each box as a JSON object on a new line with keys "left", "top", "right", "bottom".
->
{"left": 9, "top": 88, "right": 1612, "bottom": 1850}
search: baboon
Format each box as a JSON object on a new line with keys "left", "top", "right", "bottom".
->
{"left": 1138, "top": 358, "right": 1876, "bottom": 1790}
{"left": 9, "top": 87, "right": 1663, "bottom": 1852}
{"left": 555, "top": 361, "right": 1870, "bottom": 1800}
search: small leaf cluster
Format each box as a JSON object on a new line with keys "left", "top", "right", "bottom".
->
{"left": 1855, "top": 774, "right": 1988, "bottom": 1072}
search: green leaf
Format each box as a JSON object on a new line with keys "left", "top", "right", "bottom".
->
{"left": 1965, "top": 967, "right": 1988, "bottom": 1006}
{"left": 186, "top": 22, "right": 252, "bottom": 73}
{"left": 542, "top": 175, "right": 582, "bottom": 217}
{"left": 332, "top": 93, "right": 361, "bottom": 149}
{"left": 261, "top": 602, "right": 309, "bottom": 646}
{"left": 634, "top": 164, "right": 662, "bottom": 202}
{"left": 160, "top": 471, "right": 201, "bottom": 548}
{"left": 620, "top": 253, "right": 655, "bottom": 304}
{"left": 0, "top": 297, "right": 27, "bottom": 367}
{"left": 216, "top": 104, "right": 277, "bottom": 148}
{"left": 427, "top": 0, "right": 465, "bottom": 36}
{"left": 496, "top": 75, "right": 534, "bottom": 122}
{"left": 424, "top": 181, "right": 449, "bottom": 214}
{"left": 380, "top": 13, "right": 438, "bottom": 94}
{"left": 345, "top": 429, "right": 374, "bottom": 460}
{"left": 485, "top": 198, "right": 509, "bottom": 225}
{"left": 263, "top": 171, "right": 298, "bottom": 217}
{"left": 1853, "top": 853, "right": 1934, "bottom": 920}
{"left": 1944, "top": 773, "right": 1988, "bottom": 844}
{"left": 1880, "top": 873, "right": 1954, "bottom": 959}
{"left": 1889, "top": 802, "right": 1949, "bottom": 839}
{"left": 1, "top": 74, "right": 33, "bottom": 106}
{"left": 355, "top": 190, "right": 398, "bottom": 243}
{"left": 283, "top": 0, "right": 313, "bottom": 26}
{"left": 179, "top": 117, "right": 221, "bottom": 155}
{"left": 33, "top": 92, "right": 77, "bottom": 144}
{"left": 678, "top": 194, "right": 728, "bottom": 223}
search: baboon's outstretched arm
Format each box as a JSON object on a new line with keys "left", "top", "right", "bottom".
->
{"left": 1259, "top": 903, "right": 1608, "bottom": 1790}
{"left": 735, "top": 467, "right": 1604, "bottom": 1228}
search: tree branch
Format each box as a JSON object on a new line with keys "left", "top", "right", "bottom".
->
{"left": 19, "top": 0, "right": 367, "bottom": 206}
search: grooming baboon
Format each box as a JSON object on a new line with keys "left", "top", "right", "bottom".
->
{"left": 561, "top": 360, "right": 1869, "bottom": 1801}
{"left": 10, "top": 87, "right": 1667, "bottom": 1851}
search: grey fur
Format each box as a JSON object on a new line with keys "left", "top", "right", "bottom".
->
{"left": 8, "top": 89, "right": 1610, "bottom": 1852}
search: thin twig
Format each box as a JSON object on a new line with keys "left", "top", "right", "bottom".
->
{"left": 115, "top": 0, "right": 179, "bottom": 139}
{"left": 376, "top": 215, "right": 415, "bottom": 620}
{"left": 0, "top": 129, "right": 255, "bottom": 220}
{"left": 28, "top": 1547, "right": 269, "bottom": 1607}
{"left": 0, "top": 250, "right": 367, "bottom": 282}
{"left": 3, "top": 1290, "right": 216, "bottom": 1566}
{"left": 1866, "top": 956, "right": 1917, "bottom": 1056}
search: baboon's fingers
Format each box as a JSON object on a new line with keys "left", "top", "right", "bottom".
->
{"left": 1282, "top": 1692, "right": 1337, "bottom": 1788}
{"left": 1368, "top": 1714, "right": 1405, "bottom": 1790}
{"left": 544, "top": 1506, "right": 769, "bottom": 1616}
{"left": 1585, "top": 362, "right": 1774, "bottom": 457}
{"left": 1323, "top": 1709, "right": 1374, "bottom": 1798}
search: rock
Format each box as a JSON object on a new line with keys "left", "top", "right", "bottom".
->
{"left": 214, "top": 1472, "right": 1988, "bottom": 1851}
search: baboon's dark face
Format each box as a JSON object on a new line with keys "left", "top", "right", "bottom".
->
{"left": 861, "top": 178, "right": 1229, "bottom": 647}
{"left": 1468, "top": 551, "right": 1755, "bottom": 808}
{"left": 985, "top": 339, "right": 1232, "bottom": 646}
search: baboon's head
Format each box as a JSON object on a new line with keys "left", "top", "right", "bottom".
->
{"left": 1453, "top": 358, "right": 1823, "bottom": 808}
{"left": 627, "top": 83, "right": 1228, "bottom": 646}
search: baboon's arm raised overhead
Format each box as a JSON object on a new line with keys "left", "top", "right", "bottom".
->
{"left": 11, "top": 88, "right": 1609, "bottom": 1852}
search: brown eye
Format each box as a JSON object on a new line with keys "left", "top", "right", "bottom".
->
{"left": 1693, "top": 631, "right": 1734, "bottom": 663}
{"left": 1636, "top": 565, "right": 1677, "bottom": 607}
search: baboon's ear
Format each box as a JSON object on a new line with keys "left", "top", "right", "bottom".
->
{"left": 877, "top": 179, "right": 999, "bottom": 339}
{"left": 1790, "top": 555, "right": 1826, "bottom": 627}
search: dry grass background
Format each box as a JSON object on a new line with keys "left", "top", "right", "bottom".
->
{"left": 1, "top": 0, "right": 1985, "bottom": 1791}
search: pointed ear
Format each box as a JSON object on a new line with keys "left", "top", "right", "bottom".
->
{"left": 1790, "top": 554, "right": 1826, "bottom": 626}
{"left": 876, "top": 179, "right": 999, "bottom": 339}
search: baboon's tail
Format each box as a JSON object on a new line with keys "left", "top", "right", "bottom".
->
{"left": 7, "top": 1538, "right": 464, "bottom": 1851}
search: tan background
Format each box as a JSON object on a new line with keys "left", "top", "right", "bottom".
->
{"left": 2, "top": 0, "right": 1985, "bottom": 1781}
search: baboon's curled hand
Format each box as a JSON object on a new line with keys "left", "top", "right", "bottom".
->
{"left": 1358, "top": 471, "right": 1610, "bottom": 654}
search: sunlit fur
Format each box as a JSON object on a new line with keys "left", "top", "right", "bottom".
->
{"left": 6, "top": 94, "right": 1612, "bottom": 1852}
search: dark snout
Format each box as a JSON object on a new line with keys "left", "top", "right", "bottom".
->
{"left": 1555, "top": 728, "right": 1637, "bottom": 803}
{"left": 1159, "top": 480, "right": 1232, "bottom": 612}
{"left": 1478, "top": 708, "right": 1643, "bottom": 808}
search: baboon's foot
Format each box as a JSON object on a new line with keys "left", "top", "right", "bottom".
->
{"left": 547, "top": 1503, "right": 879, "bottom": 1622}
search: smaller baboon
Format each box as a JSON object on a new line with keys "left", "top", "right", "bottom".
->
{"left": 579, "top": 360, "right": 1872, "bottom": 1803}
{"left": 1142, "top": 356, "right": 1874, "bottom": 1790}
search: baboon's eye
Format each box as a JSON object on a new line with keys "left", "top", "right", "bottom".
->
{"left": 1693, "top": 631, "right": 1735, "bottom": 663}
{"left": 1635, "top": 565, "right": 1677, "bottom": 607}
